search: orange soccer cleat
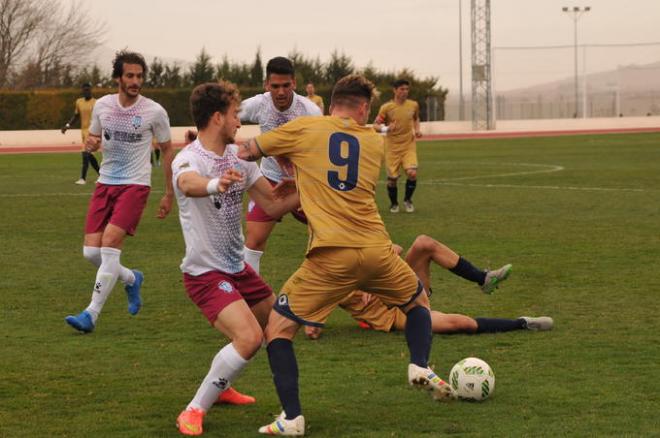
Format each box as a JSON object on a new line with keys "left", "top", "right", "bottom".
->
{"left": 216, "top": 387, "right": 256, "bottom": 405}
{"left": 176, "top": 408, "right": 205, "bottom": 436}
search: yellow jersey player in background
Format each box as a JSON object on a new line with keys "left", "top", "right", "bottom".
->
{"left": 238, "top": 74, "right": 454, "bottom": 436}
{"left": 62, "top": 82, "right": 99, "bottom": 185}
{"left": 304, "top": 82, "right": 324, "bottom": 114}
{"left": 374, "top": 79, "right": 422, "bottom": 213}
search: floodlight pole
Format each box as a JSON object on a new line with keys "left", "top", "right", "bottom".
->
{"left": 459, "top": 0, "right": 465, "bottom": 121}
{"left": 562, "top": 6, "right": 591, "bottom": 118}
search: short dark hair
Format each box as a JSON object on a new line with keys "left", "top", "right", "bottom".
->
{"left": 392, "top": 79, "right": 410, "bottom": 89}
{"left": 81, "top": 82, "right": 92, "bottom": 89}
{"left": 330, "top": 74, "right": 375, "bottom": 107}
{"left": 190, "top": 81, "right": 241, "bottom": 130}
{"left": 266, "top": 57, "right": 294, "bottom": 78}
{"left": 112, "top": 50, "right": 147, "bottom": 78}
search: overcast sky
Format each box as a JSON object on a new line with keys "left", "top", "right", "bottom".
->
{"left": 69, "top": 0, "right": 660, "bottom": 94}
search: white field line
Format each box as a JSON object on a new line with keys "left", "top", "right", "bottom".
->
{"left": 0, "top": 162, "right": 652, "bottom": 196}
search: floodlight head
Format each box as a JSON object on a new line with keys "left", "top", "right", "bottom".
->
{"left": 585, "top": 6, "right": 591, "bottom": 11}
{"left": 562, "top": 6, "right": 569, "bottom": 11}
{"left": 573, "top": 6, "right": 580, "bottom": 11}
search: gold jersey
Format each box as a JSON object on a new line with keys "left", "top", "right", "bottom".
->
{"left": 256, "top": 115, "right": 391, "bottom": 252}
{"left": 376, "top": 99, "right": 419, "bottom": 144}
{"left": 307, "top": 95, "right": 324, "bottom": 112}
{"left": 75, "top": 97, "right": 96, "bottom": 140}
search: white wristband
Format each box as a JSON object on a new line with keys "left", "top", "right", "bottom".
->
{"left": 65, "top": 123, "right": 71, "bottom": 128}
{"left": 380, "top": 125, "right": 389, "bottom": 133}
{"left": 206, "top": 177, "right": 220, "bottom": 195}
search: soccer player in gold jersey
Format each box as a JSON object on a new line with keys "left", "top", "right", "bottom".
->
{"left": 62, "top": 82, "right": 99, "bottom": 185}
{"left": 304, "top": 82, "right": 324, "bottom": 114}
{"left": 238, "top": 74, "right": 454, "bottom": 436}
{"left": 374, "top": 79, "right": 422, "bottom": 213}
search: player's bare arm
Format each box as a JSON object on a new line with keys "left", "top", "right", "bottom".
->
{"left": 85, "top": 134, "right": 102, "bottom": 152}
{"left": 237, "top": 138, "right": 263, "bottom": 162}
{"left": 247, "top": 177, "right": 300, "bottom": 218}
{"left": 414, "top": 114, "right": 422, "bottom": 138}
{"left": 157, "top": 140, "right": 175, "bottom": 219}
{"left": 177, "top": 168, "right": 244, "bottom": 198}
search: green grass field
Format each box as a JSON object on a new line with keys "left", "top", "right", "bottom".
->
{"left": 1, "top": 133, "right": 659, "bottom": 437}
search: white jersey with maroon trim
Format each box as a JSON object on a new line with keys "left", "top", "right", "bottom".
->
{"left": 239, "top": 91, "right": 321, "bottom": 183}
{"left": 173, "top": 140, "right": 262, "bottom": 275}
{"left": 89, "top": 94, "right": 171, "bottom": 186}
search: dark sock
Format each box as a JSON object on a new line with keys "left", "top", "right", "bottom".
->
{"left": 404, "top": 179, "right": 417, "bottom": 202}
{"left": 89, "top": 153, "right": 100, "bottom": 174}
{"left": 475, "top": 317, "right": 525, "bottom": 333}
{"left": 155, "top": 149, "right": 161, "bottom": 161}
{"left": 81, "top": 152, "right": 89, "bottom": 180}
{"left": 387, "top": 184, "right": 398, "bottom": 206}
{"left": 449, "top": 256, "right": 487, "bottom": 285}
{"left": 405, "top": 306, "right": 432, "bottom": 367}
{"left": 267, "top": 338, "right": 301, "bottom": 419}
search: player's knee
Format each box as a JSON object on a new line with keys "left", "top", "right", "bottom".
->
{"left": 387, "top": 177, "right": 398, "bottom": 188}
{"left": 83, "top": 246, "right": 101, "bottom": 267}
{"left": 412, "top": 234, "right": 435, "bottom": 252}
{"left": 234, "top": 328, "right": 265, "bottom": 357}
{"left": 406, "top": 169, "right": 417, "bottom": 180}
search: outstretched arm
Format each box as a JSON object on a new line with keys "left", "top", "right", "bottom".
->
{"left": 247, "top": 177, "right": 300, "bottom": 219}
{"left": 177, "top": 168, "right": 244, "bottom": 198}
{"left": 61, "top": 113, "right": 79, "bottom": 134}
{"left": 156, "top": 140, "right": 175, "bottom": 218}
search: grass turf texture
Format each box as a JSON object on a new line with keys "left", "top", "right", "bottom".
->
{"left": 1, "top": 133, "right": 659, "bottom": 437}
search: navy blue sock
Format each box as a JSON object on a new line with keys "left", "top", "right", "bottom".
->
{"left": 404, "top": 179, "right": 417, "bottom": 202}
{"left": 267, "top": 338, "right": 301, "bottom": 419}
{"left": 387, "top": 184, "right": 398, "bottom": 206}
{"left": 475, "top": 317, "right": 525, "bottom": 333}
{"left": 405, "top": 306, "right": 432, "bottom": 367}
{"left": 449, "top": 256, "right": 487, "bottom": 285}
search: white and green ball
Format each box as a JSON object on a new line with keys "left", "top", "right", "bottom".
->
{"left": 450, "top": 357, "right": 495, "bottom": 401}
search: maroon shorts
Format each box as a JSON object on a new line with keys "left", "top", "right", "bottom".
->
{"left": 183, "top": 264, "right": 273, "bottom": 325}
{"left": 84, "top": 183, "right": 150, "bottom": 236}
{"left": 245, "top": 178, "right": 307, "bottom": 224}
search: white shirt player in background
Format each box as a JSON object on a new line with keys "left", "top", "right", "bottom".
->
{"left": 174, "top": 82, "right": 300, "bottom": 436}
{"left": 65, "top": 51, "right": 175, "bottom": 334}
{"left": 239, "top": 56, "right": 321, "bottom": 274}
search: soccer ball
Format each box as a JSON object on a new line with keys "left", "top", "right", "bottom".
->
{"left": 449, "top": 357, "right": 495, "bottom": 401}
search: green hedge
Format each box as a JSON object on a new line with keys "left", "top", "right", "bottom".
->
{"left": 0, "top": 86, "right": 443, "bottom": 130}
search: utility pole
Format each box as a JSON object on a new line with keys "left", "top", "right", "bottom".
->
{"left": 562, "top": 6, "right": 591, "bottom": 118}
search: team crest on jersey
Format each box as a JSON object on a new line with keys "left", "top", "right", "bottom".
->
{"left": 131, "top": 115, "right": 142, "bottom": 129}
{"left": 218, "top": 281, "right": 233, "bottom": 293}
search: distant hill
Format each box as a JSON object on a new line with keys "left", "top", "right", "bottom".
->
{"left": 500, "top": 60, "right": 660, "bottom": 99}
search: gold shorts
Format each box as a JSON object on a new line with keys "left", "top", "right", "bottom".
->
{"left": 274, "top": 245, "right": 422, "bottom": 326}
{"left": 385, "top": 139, "right": 417, "bottom": 178}
{"left": 339, "top": 292, "right": 407, "bottom": 332}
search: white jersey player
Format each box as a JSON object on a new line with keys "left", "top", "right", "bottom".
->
{"left": 242, "top": 57, "right": 321, "bottom": 274}
{"left": 173, "top": 82, "right": 300, "bottom": 436}
{"left": 240, "top": 90, "right": 321, "bottom": 183}
{"left": 65, "top": 51, "right": 175, "bottom": 334}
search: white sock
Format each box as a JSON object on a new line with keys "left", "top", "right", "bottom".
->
{"left": 244, "top": 246, "right": 264, "bottom": 274}
{"left": 82, "top": 246, "right": 135, "bottom": 285}
{"left": 85, "top": 247, "right": 122, "bottom": 321}
{"left": 187, "top": 343, "right": 249, "bottom": 412}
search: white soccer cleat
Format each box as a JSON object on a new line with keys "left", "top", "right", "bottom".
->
{"left": 258, "top": 411, "right": 305, "bottom": 436}
{"left": 408, "top": 364, "right": 456, "bottom": 401}
{"left": 481, "top": 264, "right": 512, "bottom": 294}
{"left": 521, "top": 316, "right": 554, "bottom": 331}
{"left": 389, "top": 204, "right": 400, "bottom": 213}
{"left": 404, "top": 200, "right": 415, "bottom": 213}
{"left": 74, "top": 178, "right": 86, "bottom": 185}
